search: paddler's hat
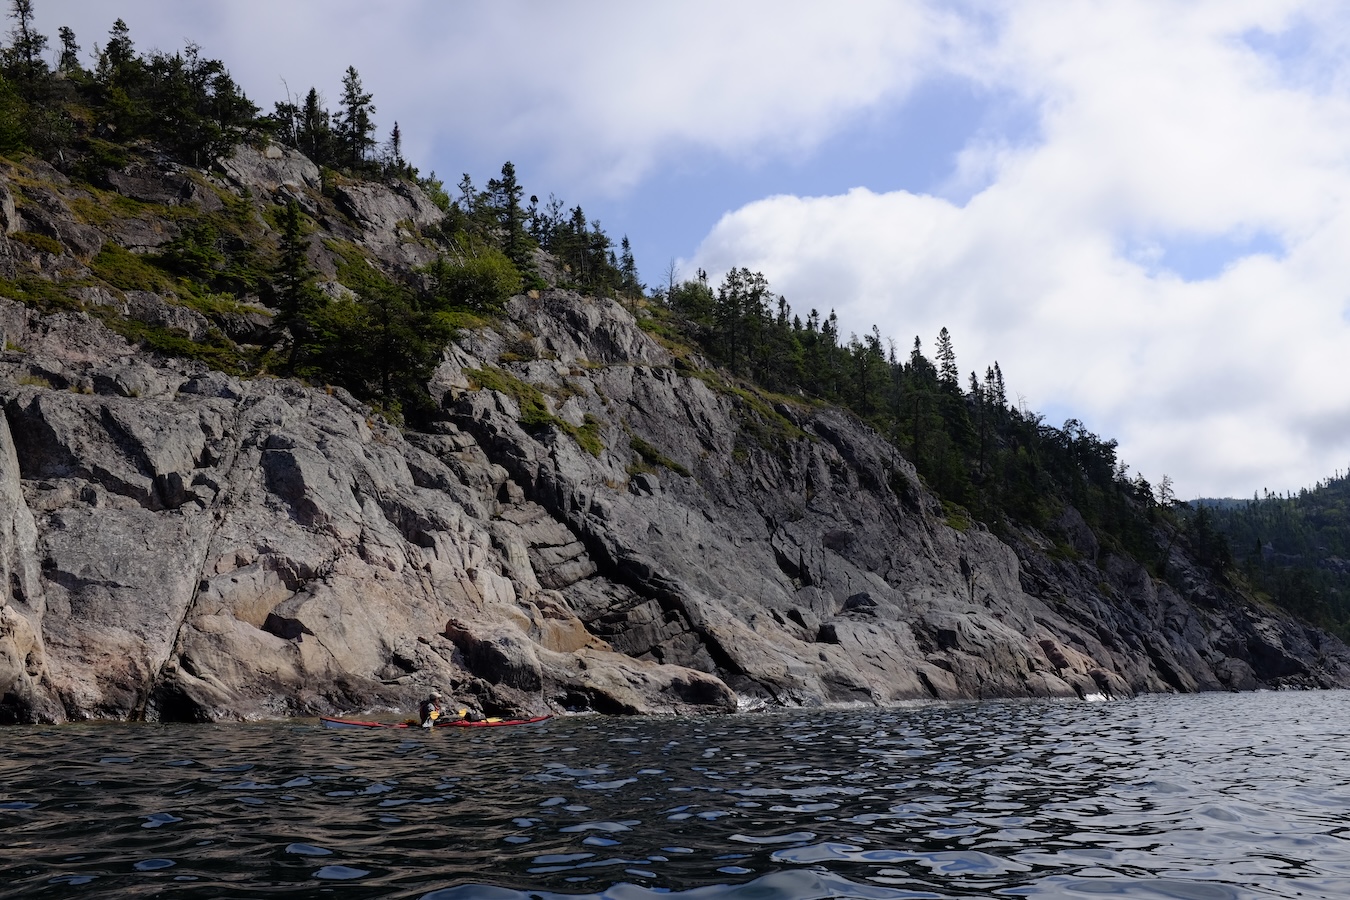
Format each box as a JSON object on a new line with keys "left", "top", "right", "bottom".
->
{"left": 429, "top": 690, "right": 443, "bottom": 699}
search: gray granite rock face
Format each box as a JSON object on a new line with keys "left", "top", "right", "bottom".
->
{"left": 0, "top": 173, "right": 17, "bottom": 236}
{"left": 440, "top": 292, "right": 1350, "bottom": 706}
{"left": 5, "top": 283, "right": 1350, "bottom": 724}
{"left": 2, "top": 142, "right": 1348, "bottom": 725}
{"left": 219, "top": 143, "right": 321, "bottom": 196}
{"left": 0, "top": 295, "right": 736, "bottom": 722}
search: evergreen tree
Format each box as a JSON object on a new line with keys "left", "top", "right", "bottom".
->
{"left": 273, "top": 199, "right": 321, "bottom": 373}
{"left": 585, "top": 215, "right": 615, "bottom": 290}
{"left": 383, "top": 120, "right": 407, "bottom": 177}
{"left": 908, "top": 336, "right": 936, "bottom": 468}
{"left": 935, "top": 326, "right": 959, "bottom": 389}
{"left": 669, "top": 276, "right": 715, "bottom": 330}
{"left": 56, "top": 26, "right": 79, "bottom": 74}
{"left": 712, "top": 268, "right": 771, "bottom": 375}
{"left": 270, "top": 96, "right": 300, "bottom": 148}
{"left": 5, "top": 0, "right": 48, "bottom": 94}
{"left": 419, "top": 170, "right": 451, "bottom": 212}
{"left": 528, "top": 192, "right": 565, "bottom": 247}
{"left": 98, "top": 18, "right": 137, "bottom": 86}
{"left": 421, "top": 236, "right": 522, "bottom": 312}
{"left": 485, "top": 161, "right": 529, "bottom": 268}
{"left": 821, "top": 310, "right": 841, "bottom": 397}
{"left": 1158, "top": 474, "right": 1176, "bottom": 507}
{"left": 0, "top": 74, "right": 27, "bottom": 154}
{"left": 335, "top": 65, "right": 375, "bottom": 170}
{"left": 456, "top": 173, "right": 479, "bottom": 212}
{"left": 297, "top": 87, "right": 333, "bottom": 165}
{"left": 619, "top": 236, "right": 640, "bottom": 295}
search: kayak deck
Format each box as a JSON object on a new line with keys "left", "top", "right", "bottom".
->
{"left": 320, "top": 714, "right": 552, "bottom": 729}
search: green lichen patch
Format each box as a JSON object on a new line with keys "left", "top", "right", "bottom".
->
{"left": 467, "top": 365, "right": 605, "bottom": 456}
{"left": 629, "top": 433, "right": 690, "bottom": 477}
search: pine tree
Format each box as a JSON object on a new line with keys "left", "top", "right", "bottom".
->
{"left": 297, "top": 87, "right": 332, "bottom": 165}
{"left": 56, "top": 26, "right": 79, "bottom": 74}
{"left": 485, "top": 161, "right": 528, "bottom": 268}
{"left": 335, "top": 65, "right": 375, "bottom": 170}
{"left": 935, "top": 326, "right": 959, "bottom": 388}
{"left": 5, "top": 0, "right": 48, "bottom": 92}
{"left": 273, "top": 199, "right": 320, "bottom": 373}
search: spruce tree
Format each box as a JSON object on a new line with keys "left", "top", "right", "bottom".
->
{"left": 297, "top": 87, "right": 332, "bottom": 165}
{"left": 335, "top": 66, "right": 375, "bottom": 170}
{"left": 56, "top": 25, "right": 79, "bottom": 74}
{"left": 271, "top": 97, "right": 300, "bottom": 148}
{"left": 99, "top": 18, "right": 136, "bottom": 86}
{"left": 0, "top": 74, "right": 25, "bottom": 154}
{"left": 384, "top": 121, "right": 406, "bottom": 177}
{"left": 273, "top": 199, "right": 320, "bottom": 373}
{"left": 909, "top": 336, "right": 934, "bottom": 468}
{"left": 5, "top": 0, "right": 48, "bottom": 92}
{"left": 619, "top": 236, "right": 639, "bottom": 295}
{"left": 486, "top": 161, "right": 529, "bottom": 267}
{"left": 935, "top": 326, "right": 959, "bottom": 388}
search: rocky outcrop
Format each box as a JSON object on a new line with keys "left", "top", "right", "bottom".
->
{"left": 0, "top": 300, "right": 737, "bottom": 721}
{"left": 0, "top": 173, "right": 18, "bottom": 236}
{"left": 436, "top": 293, "right": 1350, "bottom": 707}
{"left": 4, "top": 283, "right": 1347, "bottom": 725}
{"left": 2, "top": 145, "right": 1347, "bottom": 725}
{"left": 220, "top": 143, "right": 321, "bottom": 196}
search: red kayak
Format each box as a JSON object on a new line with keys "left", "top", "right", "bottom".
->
{"left": 320, "top": 714, "right": 552, "bottom": 729}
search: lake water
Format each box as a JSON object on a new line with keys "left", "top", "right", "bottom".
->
{"left": 3, "top": 691, "right": 1350, "bottom": 898}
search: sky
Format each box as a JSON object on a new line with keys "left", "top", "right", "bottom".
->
{"left": 26, "top": 0, "right": 1350, "bottom": 500}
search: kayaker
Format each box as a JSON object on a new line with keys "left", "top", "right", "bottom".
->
{"left": 419, "top": 690, "right": 445, "bottom": 727}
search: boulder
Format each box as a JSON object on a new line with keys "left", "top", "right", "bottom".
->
{"left": 334, "top": 180, "right": 444, "bottom": 234}
{"left": 104, "top": 163, "right": 222, "bottom": 211}
{"left": 121, "top": 291, "right": 213, "bottom": 342}
{"left": 220, "top": 143, "right": 321, "bottom": 195}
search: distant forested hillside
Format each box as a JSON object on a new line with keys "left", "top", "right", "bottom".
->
{"left": 1202, "top": 477, "right": 1350, "bottom": 641}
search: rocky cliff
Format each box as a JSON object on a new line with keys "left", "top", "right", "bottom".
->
{"left": 2, "top": 146, "right": 1347, "bottom": 724}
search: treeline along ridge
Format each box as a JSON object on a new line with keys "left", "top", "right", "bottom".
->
{"left": 2, "top": 1, "right": 1343, "bottom": 640}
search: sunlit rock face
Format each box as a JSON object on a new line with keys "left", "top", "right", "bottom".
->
{"left": 2, "top": 153, "right": 1347, "bottom": 725}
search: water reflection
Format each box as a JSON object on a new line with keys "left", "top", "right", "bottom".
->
{"left": 0, "top": 692, "right": 1349, "bottom": 897}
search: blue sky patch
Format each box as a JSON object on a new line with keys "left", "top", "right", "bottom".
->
{"left": 589, "top": 76, "right": 1037, "bottom": 286}
{"left": 1125, "top": 230, "right": 1283, "bottom": 281}
{"left": 1239, "top": 17, "right": 1332, "bottom": 92}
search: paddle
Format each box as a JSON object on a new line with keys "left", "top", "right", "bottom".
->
{"left": 424, "top": 707, "right": 468, "bottom": 729}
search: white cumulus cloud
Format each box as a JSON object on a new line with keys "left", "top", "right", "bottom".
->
{"left": 30, "top": 0, "right": 1350, "bottom": 497}
{"left": 688, "top": 1, "right": 1350, "bottom": 498}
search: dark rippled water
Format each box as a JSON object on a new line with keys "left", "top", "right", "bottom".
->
{"left": 3, "top": 692, "right": 1350, "bottom": 898}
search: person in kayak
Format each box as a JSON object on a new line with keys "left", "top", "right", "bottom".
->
{"left": 419, "top": 690, "right": 446, "bottom": 727}
{"left": 419, "top": 690, "right": 484, "bottom": 727}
